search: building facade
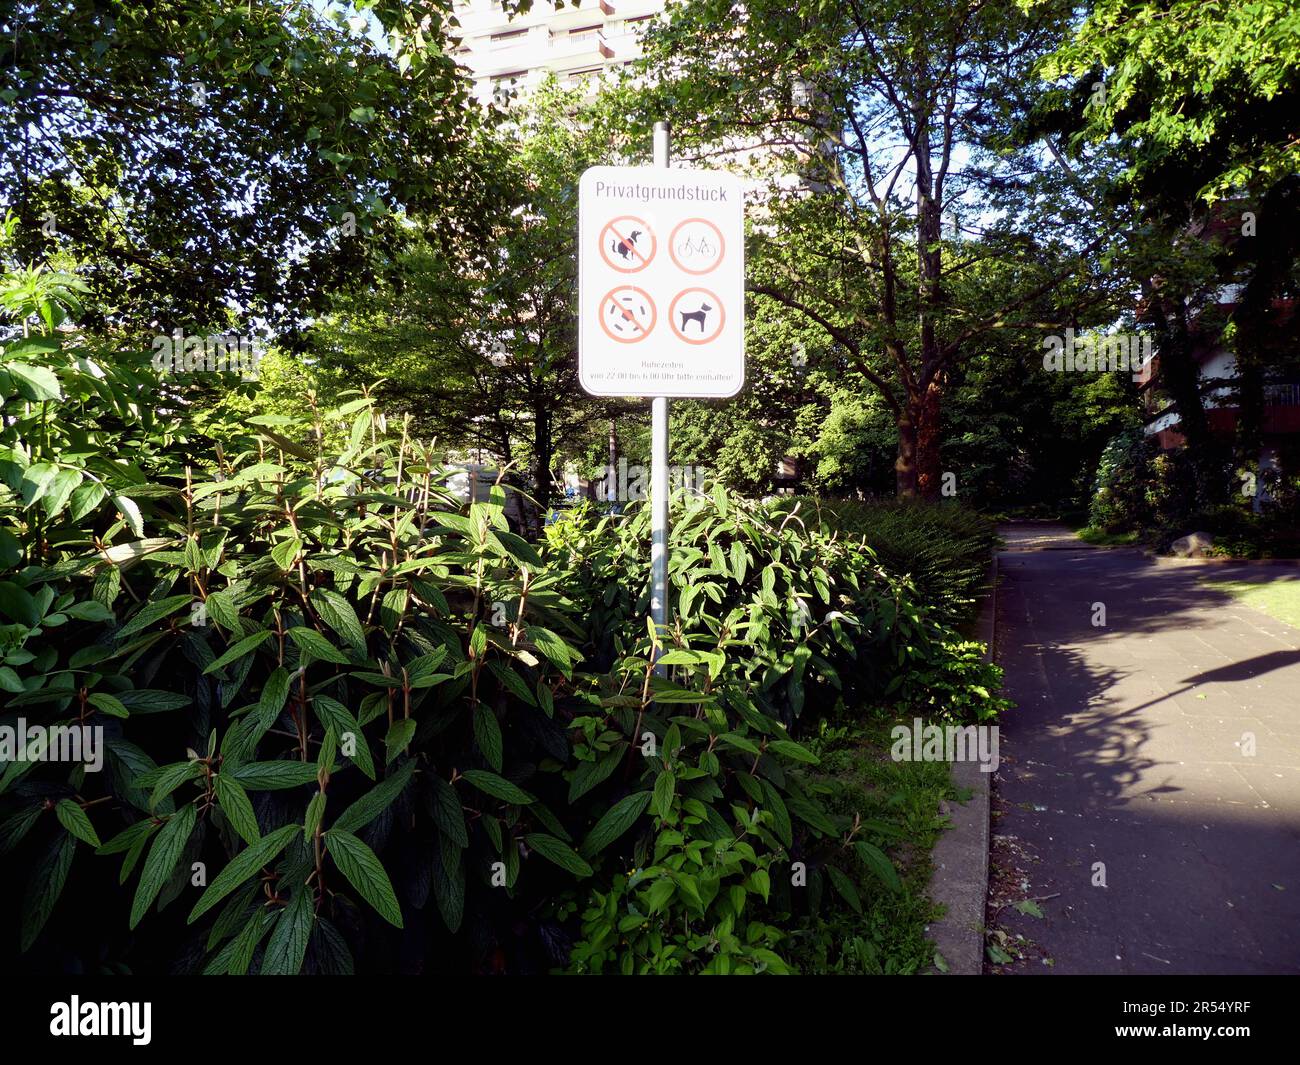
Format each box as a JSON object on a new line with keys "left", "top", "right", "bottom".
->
{"left": 450, "top": 0, "right": 665, "bottom": 104}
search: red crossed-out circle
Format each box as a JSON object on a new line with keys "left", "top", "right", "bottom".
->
{"left": 599, "top": 217, "right": 656, "bottom": 273}
{"left": 669, "top": 218, "right": 725, "bottom": 275}
{"left": 599, "top": 285, "right": 657, "bottom": 344}
{"left": 669, "top": 287, "right": 724, "bottom": 345}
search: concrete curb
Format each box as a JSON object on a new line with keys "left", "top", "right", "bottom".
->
{"left": 925, "top": 555, "right": 996, "bottom": 975}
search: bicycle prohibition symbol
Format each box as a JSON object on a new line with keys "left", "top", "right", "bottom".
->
{"left": 670, "top": 218, "right": 725, "bottom": 274}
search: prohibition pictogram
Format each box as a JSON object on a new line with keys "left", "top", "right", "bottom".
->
{"left": 599, "top": 285, "right": 657, "bottom": 344}
{"left": 669, "top": 218, "right": 725, "bottom": 275}
{"left": 669, "top": 287, "right": 724, "bottom": 345}
{"left": 599, "top": 216, "right": 657, "bottom": 273}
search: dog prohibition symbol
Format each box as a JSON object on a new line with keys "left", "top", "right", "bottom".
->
{"left": 679, "top": 303, "right": 712, "bottom": 333}
{"left": 611, "top": 230, "right": 642, "bottom": 261}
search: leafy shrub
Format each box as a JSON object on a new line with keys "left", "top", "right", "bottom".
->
{"left": 771, "top": 497, "right": 998, "bottom": 628}
{"left": 544, "top": 494, "right": 952, "bottom": 724}
{"left": 1, "top": 276, "right": 1009, "bottom": 976}
{"left": 0, "top": 333, "right": 902, "bottom": 974}
{"left": 1088, "top": 427, "right": 1159, "bottom": 533}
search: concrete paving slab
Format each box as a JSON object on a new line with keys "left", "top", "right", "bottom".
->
{"left": 988, "top": 525, "right": 1300, "bottom": 975}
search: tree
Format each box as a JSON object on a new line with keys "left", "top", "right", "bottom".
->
{"left": 616, "top": 0, "right": 1102, "bottom": 498}
{"left": 1, "top": 0, "right": 501, "bottom": 330}
{"left": 1035, "top": 0, "right": 1300, "bottom": 504}
{"left": 300, "top": 83, "right": 630, "bottom": 520}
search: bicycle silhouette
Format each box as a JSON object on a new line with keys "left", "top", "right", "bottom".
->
{"left": 676, "top": 234, "right": 716, "bottom": 260}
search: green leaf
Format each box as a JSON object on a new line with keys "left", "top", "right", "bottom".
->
{"left": 227, "top": 761, "right": 319, "bottom": 790}
{"left": 54, "top": 799, "right": 101, "bottom": 847}
{"left": 0, "top": 527, "right": 20, "bottom": 568}
{"left": 524, "top": 833, "right": 592, "bottom": 878}
{"left": 0, "top": 804, "right": 43, "bottom": 855}
{"left": 383, "top": 718, "right": 416, "bottom": 764}
{"left": 567, "top": 748, "right": 622, "bottom": 803}
{"left": 652, "top": 769, "right": 676, "bottom": 821}
{"left": 826, "top": 864, "right": 862, "bottom": 914}
{"left": 64, "top": 599, "right": 113, "bottom": 622}
{"left": 115, "top": 689, "right": 190, "bottom": 715}
{"left": 20, "top": 832, "right": 75, "bottom": 951}
{"left": 311, "top": 587, "right": 367, "bottom": 653}
{"left": 473, "top": 705, "right": 503, "bottom": 771}
{"left": 0, "top": 580, "right": 41, "bottom": 626}
{"left": 333, "top": 760, "right": 415, "bottom": 834}
{"left": 187, "top": 824, "right": 300, "bottom": 923}
{"left": 222, "top": 910, "right": 275, "bottom": 976}
{"left": 260, "top": 887, "right": 314, "bottom": 975}
{"left": 271, "top": 536, "right": 302, "bottom": 571}
{"left": 204, "top": 629, "right": 273, "bottom": 674}
{"left": 854, "top": 841, "right": 902, "bottom": 893}
{"left": 87, "top": 691, "right": 129, "bottom": 718}
{"left": 257, "top": 666, "right": 293, "bottom": 723}
{"left": 525, "top": 625, "right": 579, "bottom": 678}
{"left": 42, "top": 468, "right": 82, "bottom": 517}
{"left": 487, "top": 659, "right": 537, "bottom": 706}
{"left": 130, "top": 803, "right": 197, "bottom": 928}
{"left": 287, "top": 626, "right": 351, "bottom": 664}
{"left": 214, "top": 775, "right": 260, "bottom": 845}
{"left": 432, "top": 834, "right": 465, "bottom": 933}
{"left": 113, "top": 494, "right": 145, "bottom": 536}
{"left": 326, "top": 829, "right": 404, "bottom": 928}
{"left": 144, "top": 760, "right": 202, "bottom": 811}
{"left": 7, "top": 361, "right": 62, "bottom": 401}
{"left": 115, "top": 594, "right": 192, "bottom": 640}
{"left": 203, "top": 590, "right": 240, "bottom": 633}
{"left": 429, "top": 774, "right": 468, "bottom": 847}
{"left": 304, "top": 790, "right": 326, "bottom": 841}
{"left": 580, "top": 791, "right": 652, "bottom": 857}
{"left": 768, "top": 738, "right": 819, "bottom": 765}
{"left": 460, "top": 769, "right": 533, "bottom": 806}
{"left": 67, "top": 481, "right": 106, "bottom": 523}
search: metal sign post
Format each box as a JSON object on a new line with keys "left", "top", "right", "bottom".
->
{"left": 577, "top": 123, "right": 744, "bottom": 677}
{"left": 650, "top": 122, "right": 670, "bottom": 674}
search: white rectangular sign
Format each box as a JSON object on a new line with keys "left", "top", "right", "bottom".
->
{"left": 578, "top": 165, "right": 744, "bottom": 398}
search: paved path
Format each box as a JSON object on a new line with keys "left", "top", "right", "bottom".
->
{"left": 989, "top": 523, "right": 1300, "bottom": 974}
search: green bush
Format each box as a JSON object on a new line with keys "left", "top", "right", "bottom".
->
{"left": 1088, "top": 427, "right": 1160, "bottom": 533}
{"left": 770, "top": 497, "right": 998, "bottom": 628}
{"left": 1, "top": 276, "right": 1009, "bottom": 975}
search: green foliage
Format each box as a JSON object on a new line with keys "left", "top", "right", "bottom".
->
{"left": 1088, "top": 428, "right": 1160, "bottom": 532}
{"left": 2, "top": 267, "right": 1007, "bottom": 975}
{"left": 545, "top": 491, "right": 968, "bottom": 725}
{"left": 786, "top": 498, "right": 999, "bottom": 628}
{"left": 784, "top": 720, "right": 953, "bottom": 975}
{"left": 3, "top": 0, "right": 499, "bottom": 327}
{"left": 1036, "top": 0, "right": 1300, "bottom": 205}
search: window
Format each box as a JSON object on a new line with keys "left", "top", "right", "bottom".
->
{"left": 490, "top": 28, "right": 528, "bottom": 49}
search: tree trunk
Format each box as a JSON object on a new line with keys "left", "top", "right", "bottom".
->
{"left": 915, "top": 382, "right": 943, "bottom": 499}
{"left": 895, "top": 406, "right": 919, "bottom": 498}
{"left": 1146, "top": 287, "right": 1225, "bottom": 508}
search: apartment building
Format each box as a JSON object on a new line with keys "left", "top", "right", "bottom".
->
{"left": 450, "top": 0, "right": 665, "bottom": 105}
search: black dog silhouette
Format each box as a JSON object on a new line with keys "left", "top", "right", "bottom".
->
{"left": 613, "top": 230, "right": 642, "bottom": 261}
{"left": 679, "top": 303, "right": 712, "bottom": 333}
